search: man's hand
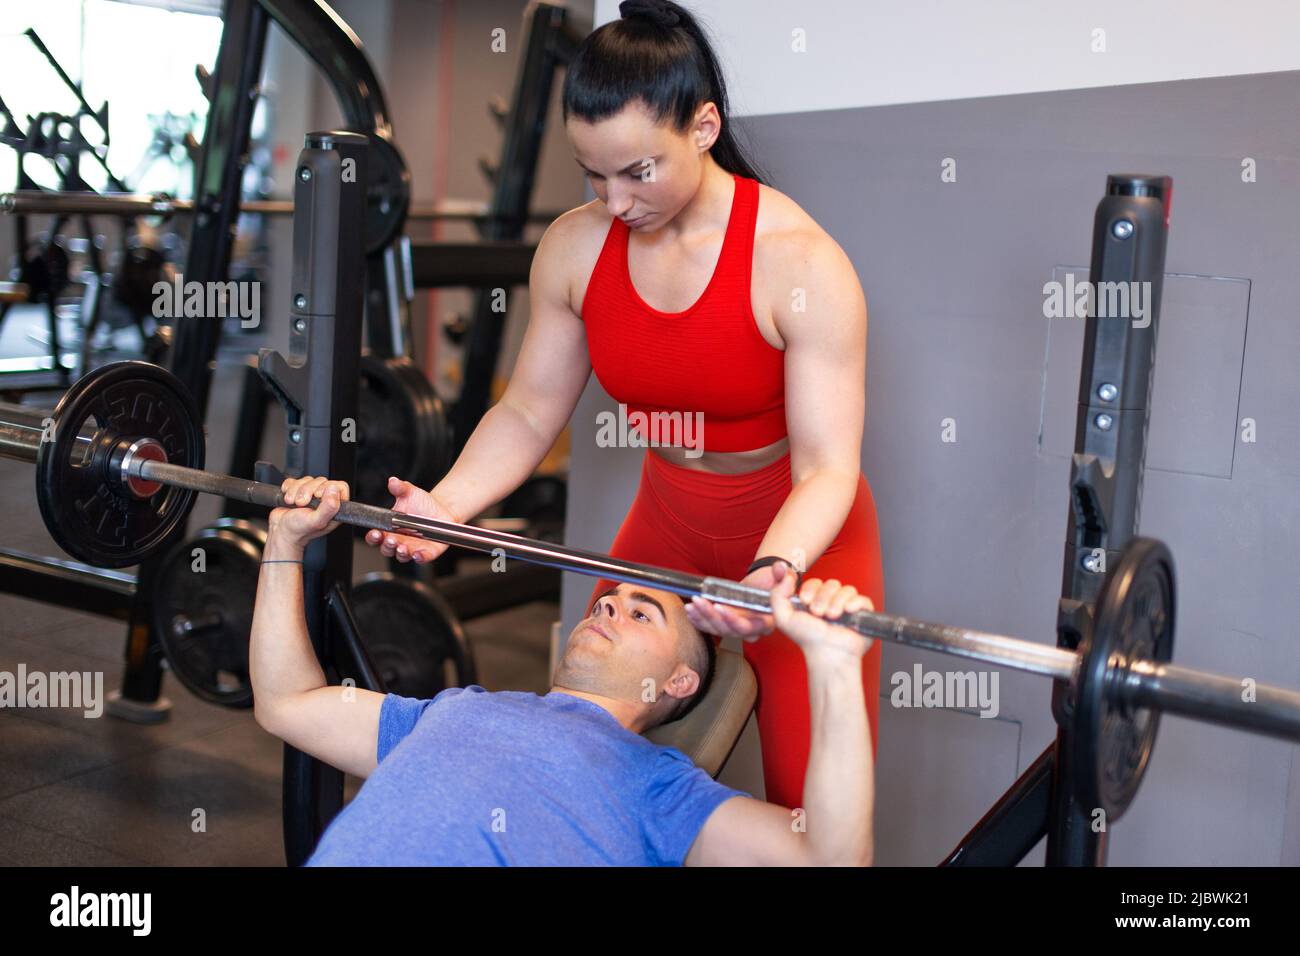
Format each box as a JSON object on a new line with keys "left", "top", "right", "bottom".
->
{"left": 267, "top": 476, "right": 350, "bottom": 551}
{"left": 363, "top": 476, "right": 459, "bottom": 564}
{"left": 768, "top": 562, "right": 874, "bottom": 663}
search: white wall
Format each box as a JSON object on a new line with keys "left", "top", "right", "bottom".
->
{"left": 596, "top": 0, "right": 1300, "bottom": 115}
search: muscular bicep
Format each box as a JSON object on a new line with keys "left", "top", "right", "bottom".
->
{"left": 685, "top": 796, "right": 814, "bottom": 866}
{"left": 257, "top": 685, "right": 387, "bottom": 779}
{"left": 776, "top": 235, "right": 867, "bottom": 479}
{"left": 499, "top": 214, "right": 594, "bottom": 444}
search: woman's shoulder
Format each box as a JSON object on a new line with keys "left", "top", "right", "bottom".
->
{"left": 753, "top": 181, "right": 851, "bottom": 275}
{"left": 535, "top": 199, "right": 614, "bottom": 270}
{"left": 534, "top": 199, "right": 619, "bottom": 311}
{"left": 544, "top": 198, "right": 617, "bottom": 251}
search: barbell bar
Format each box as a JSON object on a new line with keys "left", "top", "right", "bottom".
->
{"left": 157, "top": 447, "right": 1079, "bottom": 674}
{"left": 116, "top": 457, "right": 1300, "bottom": 740}
{"left": 0, "top": 371, "right": 1107, "bottom": 685}
{"left": 0, "top": 189, "right": 562, "bottom": 224}
{"left": 3, "top": 361, "right": 1300, "bottom": 820}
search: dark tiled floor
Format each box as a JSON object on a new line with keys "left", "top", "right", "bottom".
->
{"left": 0, "top": 317, "right": 558, "bottom": 866}
{"left": 0, "top": 559, "right": 557, "bottom": 869}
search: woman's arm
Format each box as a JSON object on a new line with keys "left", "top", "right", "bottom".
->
{"left": 754, "top": 229, "right": 867, "bottom": 571}
{"left": 368, "top": 211, "right": 596, "bottom": 563}
{"left": 685, "top": 230, "right": 868, "bottom": 639}
{"left": 428, "top": 212, "right": 595, "bottom": 526}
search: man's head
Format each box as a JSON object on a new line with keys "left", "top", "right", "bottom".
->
{"left": 553, "top": 583, "right": 716, "bottom": 730}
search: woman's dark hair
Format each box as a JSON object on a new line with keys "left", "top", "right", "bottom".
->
{"left": 562, "top": 0, "right": 769, "bottom": 185}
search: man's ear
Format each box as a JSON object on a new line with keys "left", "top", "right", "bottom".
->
{"left": 665, "top": 663, "right": 701, "bottom": 701}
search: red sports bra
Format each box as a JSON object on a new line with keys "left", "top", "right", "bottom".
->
{"left": 580, "top": 174, "right": 787, "bottom": 454}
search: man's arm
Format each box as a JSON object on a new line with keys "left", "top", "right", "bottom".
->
{"left": 250, "top": 477, "right": 387, "bottom": 778}
{"left": 686, "top": 568, "right": 874, "bottom": 866}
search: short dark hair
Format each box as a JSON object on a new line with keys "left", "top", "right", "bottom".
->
{"left": 662, "top": 619, "right": 716, "bottom": 725}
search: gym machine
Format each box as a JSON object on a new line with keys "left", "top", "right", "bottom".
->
{"left": 0, "top": 0, "right": 501, "bottom": 722}
{"left": 943, "top": 175, "right": 1176, "bottom": 866}
{"left": 3, "top": 355, "right": 1299, "bottom": 863}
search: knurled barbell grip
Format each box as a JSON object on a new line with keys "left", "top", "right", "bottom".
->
{"left": 274, "top": 495, "right": 394, "bottom": 532}
{"left": 701, "top": 577, "right": 1079, "bottom": 680}
{"left": 134, "top": 460, "right": 395, "bottom": 532}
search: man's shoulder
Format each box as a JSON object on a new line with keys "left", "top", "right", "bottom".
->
{"left": 417, "top": 683, "right": 486, "bottom": 709}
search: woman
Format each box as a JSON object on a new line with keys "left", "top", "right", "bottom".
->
{"left": 366, "top": 0, "right": 883, "bottom": 810}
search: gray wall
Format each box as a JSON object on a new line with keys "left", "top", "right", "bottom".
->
{"left": 560, "top": 68, "right": 1300, "bottom": 864}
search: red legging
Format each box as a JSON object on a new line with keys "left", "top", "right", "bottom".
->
{"left": 586, "top": 448, "right": 884, "bottom": 809}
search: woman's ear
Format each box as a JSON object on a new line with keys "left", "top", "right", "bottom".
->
{"left": 692, "top": 101, "right": 721, "bottom": 151}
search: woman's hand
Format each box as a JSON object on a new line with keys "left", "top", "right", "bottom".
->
{"left": 363, "top": 476, "right": 460, "bottom": 564}
{"left": 267, "top": 476, "right": 350, "bottom": 550}
{"left": 684, "top": 563, "right": 784, "bottom": 642}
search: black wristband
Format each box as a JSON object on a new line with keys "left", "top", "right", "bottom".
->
{"left": 746, "top": 555, "right": 804, "bottom": 588}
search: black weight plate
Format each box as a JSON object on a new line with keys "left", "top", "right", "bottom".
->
{"left": 351, "top": 573, "right": 475, "bottom": 699}
{"left": 1073, "top": 537, "right": 1176, "bottom": 821}
{"left": 354, "top": 356, "right": 445, "bottom": 508}
{"left": 210, "top": 516, "right": 268, "bottom": 549}
{"left": 391, "top": 356, "right": 453, "bottom": 484}
{"left": 365, "top": 133, "right": 411, "bottom": 255}
{"left": 153, "top": 526, "right": 262, "bottom": 708}
{"left": 36, "top": 361, "right": 204, "bottom": 568}
{"left": 501, "top": 475, "right": 567, "bottom": 541}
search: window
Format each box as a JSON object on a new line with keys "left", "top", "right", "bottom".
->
{"left": 0, "top": 0, "right": 222, "bottom": 197}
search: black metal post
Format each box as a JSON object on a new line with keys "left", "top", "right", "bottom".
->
{"left": 936, "top": 175, "right": 1172, "bottom": 866}
{"left": 259, "top": 131, "right": 367, "bottom": 867}
{"left": 224, "top": 358, "right": 272, "bottom": 519}
{"left": 447, "top": 3, "right": 573, "bottom": 453}
{"left": 169, "top": 0, "right": 269, "bottom": 416}
{"left": 1047, "top": 175, "right": 1172, "bottom": 865}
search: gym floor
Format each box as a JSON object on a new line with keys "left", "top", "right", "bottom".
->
{"left": 0, "top": 304, "right": 558, "bottom": 865}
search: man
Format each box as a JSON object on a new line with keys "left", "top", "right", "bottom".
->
{"left": 251, "top": 476, "right": 875, "bottom": 866}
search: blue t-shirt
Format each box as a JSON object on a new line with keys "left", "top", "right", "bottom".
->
{"left": 305, "top": 686, "right": 746, "bottom": 866}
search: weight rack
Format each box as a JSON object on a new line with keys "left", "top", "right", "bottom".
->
{"left": 943, "top": 175, "right": 1174, "bottom": 866}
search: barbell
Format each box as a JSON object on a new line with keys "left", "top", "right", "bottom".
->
{"left": 0, "top": 189, "right": 563, "bottom": 225}
{"left": 3, "top": 361, "right": 1300, "bottom": 820}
